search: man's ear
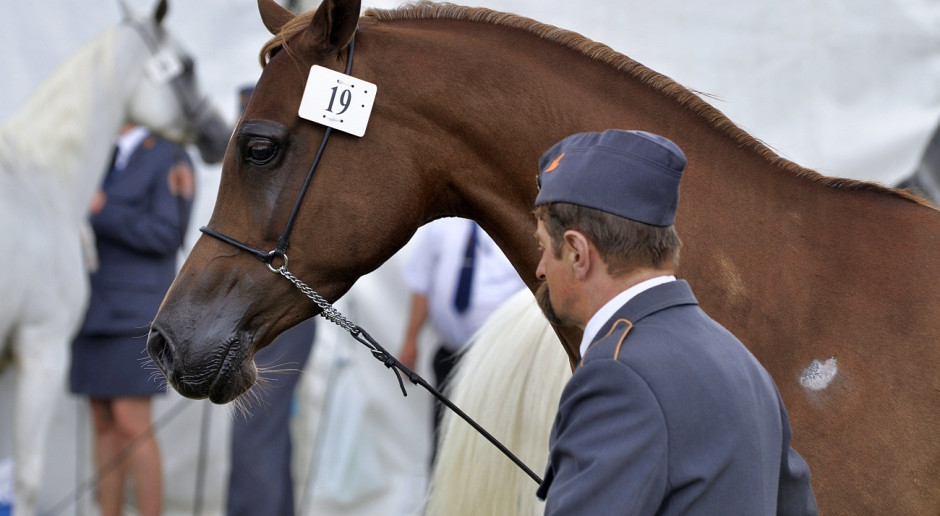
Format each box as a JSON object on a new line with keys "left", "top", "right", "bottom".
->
{"left": 563, "top": 230, "right": 593, "bottom": 279}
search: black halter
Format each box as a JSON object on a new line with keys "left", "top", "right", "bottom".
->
{"left": 199, "top": 39, "right": 356, "bottom": 265}
{"left": 195, "top": 38, "right": 543, "bottom": 486}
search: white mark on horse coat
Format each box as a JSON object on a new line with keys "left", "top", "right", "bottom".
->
{"left": 799, "top": 357, "right": 838, "bottom": 391}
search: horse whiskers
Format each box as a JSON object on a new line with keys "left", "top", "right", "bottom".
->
{"left": 228, "top": 381, "right": 271, "bottom": 420}
{"left": 227, "top": 396, "right": 254, "bottom": 420}
{"left": 223, "top": 364, "right": 285, "bottom": 419}
{"left": 139, "top": 354, "right": 170, "bottom": 390}
{"left": 256, "top": 363, "right": 304, "bottom": 376}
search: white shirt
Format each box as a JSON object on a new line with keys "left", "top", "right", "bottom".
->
{"left": 579, "top": 275, "right": 676, "bottom": 358}
{"left": 403, "top": 218, "right": 526, "bottom": 350}
{"left": 114, "top": 126, "right": 149, "bottom": 171}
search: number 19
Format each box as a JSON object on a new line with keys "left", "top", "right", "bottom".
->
{"left": 327, "top": 86, "right": 352, "bottom": 115}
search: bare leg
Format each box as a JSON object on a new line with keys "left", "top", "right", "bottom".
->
{"left": 90, "top": 399, "right": 127, "bottom": 516}
{"left": 110, "top": 397, "right": 163, "bottom": 516}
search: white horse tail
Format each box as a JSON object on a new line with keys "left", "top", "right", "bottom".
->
{"left": 427, "top": 289, "right": 571, "bottom": 516}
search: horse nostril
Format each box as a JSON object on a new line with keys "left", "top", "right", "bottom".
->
{"left": 146, "top": 329, "right": 175, "bottom": 377}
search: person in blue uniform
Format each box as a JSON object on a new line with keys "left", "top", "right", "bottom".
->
{"left": 531, "top": 129, "right": 817, "bottom": 515}
{"left": 69, "top": 124, "right": 195, "bottom": 516}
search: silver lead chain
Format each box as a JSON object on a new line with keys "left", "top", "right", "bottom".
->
{"left": 272, "top": 265, "right": 358, "bottom": 334}
{"left": 267, "top": 259, "right": 544, "bottom": 485}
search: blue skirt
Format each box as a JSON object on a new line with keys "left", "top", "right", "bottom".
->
{"left": 69, "top": 334, "right": 166, "bottom": 398}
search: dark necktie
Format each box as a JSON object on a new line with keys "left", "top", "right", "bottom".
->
{"left": 453, "top": 223, "right": 478, "bottom": 313}
{"left": 102, "top": 145, "right": 122, "bottom": 188}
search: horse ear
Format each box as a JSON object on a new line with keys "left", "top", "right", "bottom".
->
{"left": 153, "top": 0, "right": 168, "bottom": 25}
{"left": 258, "top": 0, "right": 295, "bottom": 36}
{"left": 309, "top": 0, "right": 361, "bottom": 52}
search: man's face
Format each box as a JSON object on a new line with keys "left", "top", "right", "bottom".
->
{"left": 534, "top": 219, "right": 575, "bottom": 327}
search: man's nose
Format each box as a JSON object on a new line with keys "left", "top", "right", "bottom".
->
{"left": 535, "top": 260, "right": 546, "bottom": 281}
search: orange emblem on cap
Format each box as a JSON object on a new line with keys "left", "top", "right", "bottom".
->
{"left": 545, "top": 152, "right": 565, "bottom": 173}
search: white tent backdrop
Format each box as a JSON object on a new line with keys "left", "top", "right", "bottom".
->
{"left": 2, "top": 1, "right": 938, "bottom": 515}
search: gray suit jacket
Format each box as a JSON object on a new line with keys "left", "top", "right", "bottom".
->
{"left": 537, "top": 280, "right": 817, "bottom": 515}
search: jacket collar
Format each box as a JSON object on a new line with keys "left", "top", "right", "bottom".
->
{"left": 583, "top": 279, "right": 698, "bottom": 356}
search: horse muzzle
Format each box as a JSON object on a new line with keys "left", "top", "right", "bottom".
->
{"left": 146, "top": 326, "right": 257, "bottom": 404}
{"left": 190, "top": 103, "right": 232, "bottom": 164}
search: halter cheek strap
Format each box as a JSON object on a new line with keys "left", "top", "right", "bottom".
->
{"left": 126, "top": 19, "right": 214, "bottom": 133}
{"left": 199, "top": 37, "right": 355, "bottom": 265}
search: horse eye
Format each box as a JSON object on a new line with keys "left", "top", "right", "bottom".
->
{"left": 245, "top": 139, "right": 278, "bottom": 165}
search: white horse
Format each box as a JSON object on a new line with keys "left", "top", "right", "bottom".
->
{"left": 427, "top": 289, "right": 570, "bottom": 516}
{"left": 0, "top": 1, "right": 228, "bottom": 514}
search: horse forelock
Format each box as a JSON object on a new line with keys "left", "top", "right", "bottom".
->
{"left": 258, "top": 2, "right": 931, "bottom": 208}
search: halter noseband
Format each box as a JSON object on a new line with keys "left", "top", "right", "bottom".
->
{"left": 199, "top": 38, "right": 356, "bottom": 266}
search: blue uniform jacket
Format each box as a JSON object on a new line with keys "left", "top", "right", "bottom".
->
{"left": 77, "top": 135, "right": 193, "bottom": 338}
{"left": 537, "top": 280, "right": 817, "bottom": 515}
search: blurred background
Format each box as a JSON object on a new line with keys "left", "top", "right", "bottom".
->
{"left": 1, "top": 0, "right": 938, "bottom": 515}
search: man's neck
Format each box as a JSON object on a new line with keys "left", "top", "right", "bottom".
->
{"left": 578, "top": 267, "right": 675, "bottom": 329}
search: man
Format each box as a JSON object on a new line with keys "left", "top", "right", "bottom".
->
{"left": 532, "top": 129, "right": 817, "bottom": 514}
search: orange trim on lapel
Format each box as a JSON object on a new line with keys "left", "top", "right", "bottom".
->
{"left": 609, "top": 319, "right": 634, "bottom": 360}
{"left": 579, "top": 318, "right": 634, "bottom": 366}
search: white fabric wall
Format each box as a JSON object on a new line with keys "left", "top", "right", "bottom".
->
{"left": 2, "top": 1, "right": 938, "bottom": 515}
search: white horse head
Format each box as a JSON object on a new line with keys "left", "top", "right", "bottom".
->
{"left": 120, "top": 0, "right": 230, "bottom": 162}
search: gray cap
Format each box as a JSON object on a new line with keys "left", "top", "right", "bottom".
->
{"left": 535, "top": 129, "right": 685, "bottom": 226}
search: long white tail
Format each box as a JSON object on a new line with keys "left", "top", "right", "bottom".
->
{"left": 427, "top": 289, "right": 571, "bottom": 516}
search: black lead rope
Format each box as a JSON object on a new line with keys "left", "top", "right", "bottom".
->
{"left": 352, "top": 324, "right": 544, "bottom": 485}
{"left": 198, "top": 37, "right": 543, "bottom": 486}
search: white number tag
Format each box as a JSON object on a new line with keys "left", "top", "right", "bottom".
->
{"left": 145, "top": 48, "right": 184, "bottom": 84}
{"left": 298, "top": 65, "right": 377, "bottom": 137}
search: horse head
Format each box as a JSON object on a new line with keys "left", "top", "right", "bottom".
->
{"left": 122, "top": 0, "right": 230, "bottom": 163}
{"left": 147, "top": 0, "right": 423, "bottom": 403}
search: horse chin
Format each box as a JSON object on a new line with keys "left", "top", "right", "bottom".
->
{"left": 205, "top": 352, "right": 257, "bottom": 404}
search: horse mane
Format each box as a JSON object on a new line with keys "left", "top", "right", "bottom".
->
{"left": 427, "top": 289, "right": 569, "bottom": 516}
{"left": 262, "top": 1, "right": 931, "bottom": 208}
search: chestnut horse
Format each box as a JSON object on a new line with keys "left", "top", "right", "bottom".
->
{"left": 147, "top": 0, "right": 939, "bottom": 513}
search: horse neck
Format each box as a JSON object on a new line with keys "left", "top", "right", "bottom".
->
{"left": 363, "top": 15, "right": 936, "bottom": 320}
{"left": 0, "top": 25, "right": 146, "bottom": 218}
{"left": 361, "top": 17, "right": 785, "bottom": 284}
